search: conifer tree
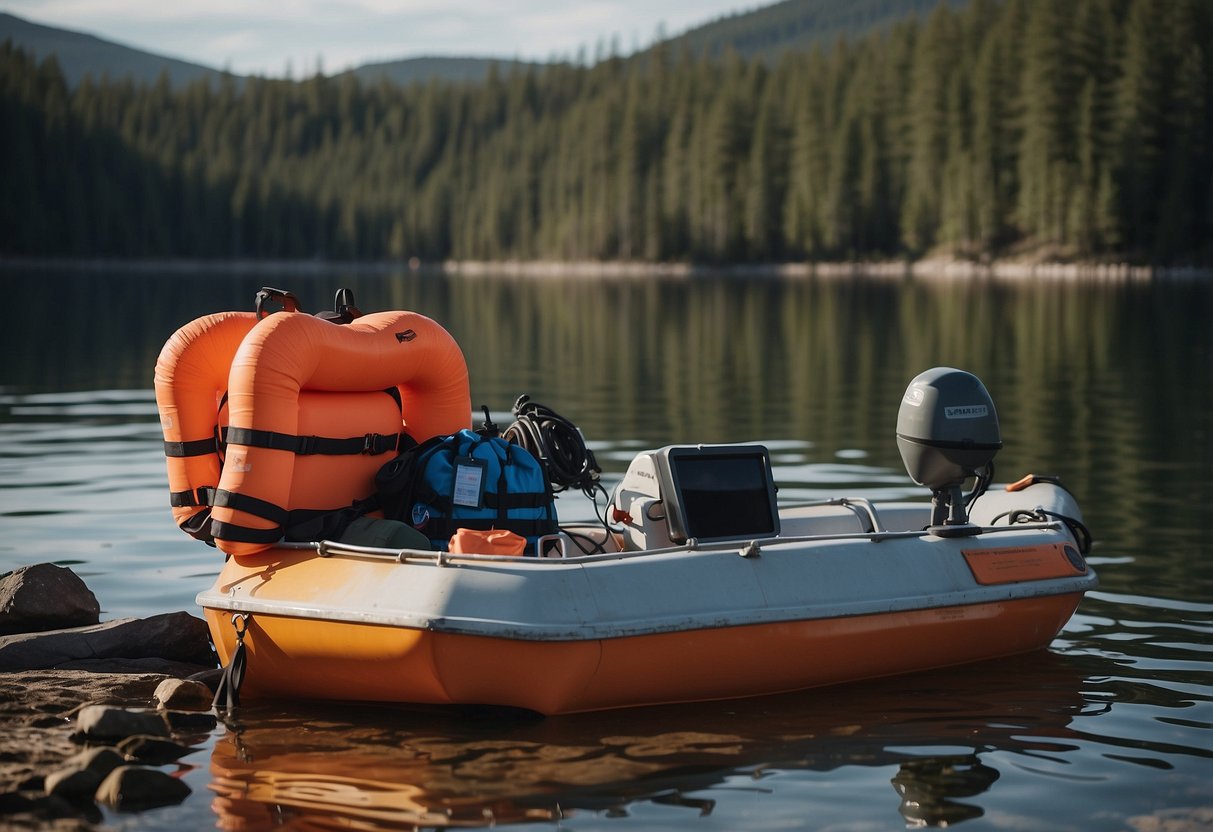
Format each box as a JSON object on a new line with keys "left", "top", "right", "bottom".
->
{"left": 900, "top": 5, "right": 960, "bottom": 254}
{"left": 1017, "top": 0, "right": 1079, "bottom": 249}
{"left": 1112, "top": 0, "right": 1170, "bottom": 257}
{"left": 1, "top": 3, "right": 1209, "bottom": 264}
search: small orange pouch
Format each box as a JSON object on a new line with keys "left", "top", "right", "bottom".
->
{"left": 448, "top": 528, "right": 526, "bottom": 556}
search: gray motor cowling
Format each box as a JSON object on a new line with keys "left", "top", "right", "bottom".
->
{"left": 896, "top": 367, "right": 1001, "bottom": 534}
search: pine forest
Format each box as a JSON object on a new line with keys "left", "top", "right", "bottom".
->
{"left": 2, "top": 0, "right": 1210, "bottom": 265}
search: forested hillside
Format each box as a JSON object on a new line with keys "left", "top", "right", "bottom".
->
{"left": 670, "top": 0, "right": 965, "bottom": 61}
{"left": 0, "top": 0, "right": 973, "bottom": 91}
{"left": 2, "top": 0, "right": 1209, "bottom": 265}
{"left": 345, "top": 57, "right": 544, "bottom": 88}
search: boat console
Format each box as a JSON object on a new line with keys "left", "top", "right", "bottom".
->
{"left": 611, "top": 444, "right": 781, "bottom": 550}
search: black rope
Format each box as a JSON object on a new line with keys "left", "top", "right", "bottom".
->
{"left": 503, "top": 395, "right": 601, "bottom": 496}
{"left": 503, "top": 395, "right": 616, "bottom": 553}
{"left": 988, "top": 507, "right": 1093, "bottom": 555}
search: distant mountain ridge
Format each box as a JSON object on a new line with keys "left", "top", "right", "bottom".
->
{"left": 670, "top": 0, "right": 968, "bottom": 60}
{"left": 0, "top": 12, "right": 217, "bottom": 88}
{"left": 0, "top": 11, "right": 542, "bottom": 88}
{"left": 342, "top": 0, "right": 968, "bottom": 84}
{"left": 346, "top": 56, "right": 545, "bottom": 87}
{"left": 1, "top": 0, "right": 960, "bottom": 89}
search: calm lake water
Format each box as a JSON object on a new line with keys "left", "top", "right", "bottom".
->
{"left": 1, "top": 264, "right": 1210, "bottom": 830}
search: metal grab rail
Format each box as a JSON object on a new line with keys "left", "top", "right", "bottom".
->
{"left": 291, "top": 519, "right": 1067, "bottom": 567}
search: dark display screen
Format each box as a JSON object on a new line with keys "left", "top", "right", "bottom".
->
{"left": 668, "top": 450, "right": 778, "bottom": 541}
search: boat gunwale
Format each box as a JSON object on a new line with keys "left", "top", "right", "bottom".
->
{"left": 198, "top": 578, "right": 1096, "bottom": 641}
{"left": 284, "top": 518, "right": 1071, "bottom": 568}
{"left": 195, "top": 520, "right": 1097, "bottom": 640}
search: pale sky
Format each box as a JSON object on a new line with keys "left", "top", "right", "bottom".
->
{"left": 4, "top": 1, "right": 753, "bottom": 77}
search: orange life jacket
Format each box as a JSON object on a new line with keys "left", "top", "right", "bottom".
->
{"left": 154, "top": 304, "right": 471, "bottom": 556}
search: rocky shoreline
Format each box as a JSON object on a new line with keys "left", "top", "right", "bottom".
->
{"left": 0, "top": 564, "right": 220, "bottom": 829}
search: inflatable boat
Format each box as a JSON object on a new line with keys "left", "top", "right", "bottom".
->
{"left": 159, "top": 290, "right": 1097, "bottom": 715}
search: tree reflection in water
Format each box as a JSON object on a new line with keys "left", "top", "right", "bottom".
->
{"left": 891, "top": 755, "right": 1001, "bottom": 827}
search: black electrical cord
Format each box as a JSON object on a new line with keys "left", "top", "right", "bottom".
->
{"left": 504, "top": 395, "right": 602, "bottom": 495}
{"left": 988, "top": 507, "right": 1093, "bottom": 555}
{"left": 965, "top": 461, "right": 995, "bottom": 513}
{"left": 503, "top": 395, "right": 614, "bottom": 554}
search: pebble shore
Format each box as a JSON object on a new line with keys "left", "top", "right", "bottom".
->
{"left": 0, "top": 563, "right": 219, "bottom": 829}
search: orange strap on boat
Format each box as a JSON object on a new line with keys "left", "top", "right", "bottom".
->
{"left": 1005, "top": 474, "right": 1038, "bottom": 492}
{"left": 1006, "top": 473, "right": 1064, "bottom": 492}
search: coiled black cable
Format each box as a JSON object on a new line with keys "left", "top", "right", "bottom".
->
{"left": 503, "top": 395, "right": 602, "bottom": 496}
{"left": 503, "top": 395, "right": 613, "bottom": 554}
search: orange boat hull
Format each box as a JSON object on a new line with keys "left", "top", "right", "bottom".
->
{"left": 206, "top": 591, "right": 1082, "bottom": 715}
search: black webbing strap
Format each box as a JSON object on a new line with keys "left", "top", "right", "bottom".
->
{"left": 210, "top": 490, "right": 383, "bottom": 545}
{"left": 493, "top": 491, "right": 554, "bottom": 509}
{"left": 209, "top": 519, "right": 283, "bottom": 545}
{"left": 283, "top": 497, "right": 379, "bottom": 542}
{"left": 410, "top": 483, "right": 555, "bottom": 515}
{"left": 164, "top": 437, "right": 218, "bottom": 458}
{"left": 224, "top": 427, "right": 402, "bottom": 456}
{"left": 497, "top": 450, "right": 508, "bottom": 527}
{"left": 213, "top": 615, "right": 248, "bottom": 711}
{"left": 382, "top": 386, "right": 403, "bottom": 411}
{"left": 210, "top": 489, "right": 289, "bottom": 544}
{"left": 210, "top": 388, "right": 400, "bottom": 456}
{"left": 179, "top": 509, "right": 214, "bottom": 543}
{"left": 212, "top": 489, "right": 286, "bottom": 522}
{"left": 169, "top": 486, "right": 217, "bottom": 508}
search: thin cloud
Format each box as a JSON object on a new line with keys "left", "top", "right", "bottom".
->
{"left": 2, "top": 0, "right": 745, "bottom": 75}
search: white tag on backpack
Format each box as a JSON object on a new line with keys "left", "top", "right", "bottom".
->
{"left": 452, "top": 456, "right": 487, "bottom": 508}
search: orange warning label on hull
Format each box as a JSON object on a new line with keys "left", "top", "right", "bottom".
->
{"left": 963, "top": 543, "right": 1087, "bottom": 585}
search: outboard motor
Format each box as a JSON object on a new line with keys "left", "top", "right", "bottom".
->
{"left": 896, "top": 368, "right": 1001, "bottom": 537}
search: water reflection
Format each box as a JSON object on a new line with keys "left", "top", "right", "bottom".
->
{"left": 892, "top": 756, "right": 1000, "bottom": 827}
{"left": 207, "top": 651, "right": 1094, "bottom": 830}
{"left": 5, "top": 267, "right": 1210, "bottom": 591}
{"left": 2, "top": 266, "right": 1210, "bottom": 830}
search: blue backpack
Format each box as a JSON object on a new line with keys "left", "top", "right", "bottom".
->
{"left": 377, "top": 428, "right": 558, "bottom": 553}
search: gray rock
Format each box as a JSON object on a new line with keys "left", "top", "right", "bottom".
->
{"left": 74, "top": 705, "right": 168, "bottom": 741}
{"left": 66, "top": 746, "right": 126, "bottom": 776}
{"left": 94, "top": 765, "right": 191, "bottom": 810}
{"left": 43, "top": 747, "right": 125, "bottom": 798}
{"left": 162, "top": 709, "right": 218, "bottom": 734}
{"left": 44, "top": 766, "right": 104, "bottom": 799}
{"left": 187, "top": 666, "right": 224, "bottom": 691}
{"left": 117, "top": 735, "right": 192, "bottom": 765}
{"left": 154, "top": 678, "right": 213, "bottom": 710}
{"left": 0, "top": 790, "right": 101, "bottom": 824}
{"left": 0, "top": 611, "right": 215, "bottom": 671}
{"left": 0, "top": 671, "right": 177, "bottom": 801}
{"left": 0, "top": 563, "right": 100, "bottom": 635}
